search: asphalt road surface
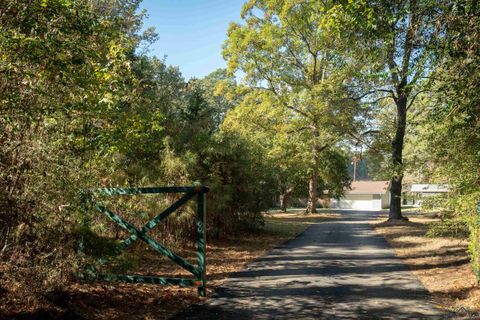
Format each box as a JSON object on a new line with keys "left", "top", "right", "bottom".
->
{"left": 172, "top": 210, "right": 448, "bottom": 319}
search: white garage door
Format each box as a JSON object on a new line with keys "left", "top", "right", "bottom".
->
{"left": 337, "top": 199, "right": 374, "bottom": 210}
{"left": 331, "top": 194, "right": 383, "bottom": 210}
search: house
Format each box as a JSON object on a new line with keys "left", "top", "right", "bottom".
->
{"left": 330, "top": 181, "right": 390, "bottom": 210}
{"left": 407, "top": 184, "right": 449, "bottom": 206}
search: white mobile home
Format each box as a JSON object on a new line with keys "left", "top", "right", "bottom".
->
{"left": 408, "top": 184, "right": 449, "bottom": 206}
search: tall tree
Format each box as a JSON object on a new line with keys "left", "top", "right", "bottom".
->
{"left": 223, "top": 0, "right": 359, "bottom": 213}
{"left": 348, "top": 0, "right": 445, "bottom": 220}
{"left": 222, "top": 88, "right": 351, "bottom": 212}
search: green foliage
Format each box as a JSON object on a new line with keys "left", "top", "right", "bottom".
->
{"left": 76, "top": 226, "right": 120, "bottom": 258}
{"left": 2, "top": 0, "right": 479, "bottom": 306}
{"left": 108, "top": 253, "right": 140, "bottom": 274}
{"left": 426, "top": 219, "right": 469, "bottom": 239}
{"left": 223, "top": 0, "right": 360, "bottom": 212}
{"left": 0, "top": 0, "right": 145, "bottom": 295}
{"left": 410, "top": 1, "right": 480, "bottom": 278}
{"left": 420, "top": 195, "right": 447, "bottom": 211}
{"left": 0, "top": 0, "right": 277, "bottom": 302}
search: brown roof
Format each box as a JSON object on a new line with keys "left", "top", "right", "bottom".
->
{"left": 346, "top": 181, "right": 390, "bottom": 195}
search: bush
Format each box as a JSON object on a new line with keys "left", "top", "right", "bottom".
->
{"left": 426, "top": 218, "right": 469, "bottom": 238}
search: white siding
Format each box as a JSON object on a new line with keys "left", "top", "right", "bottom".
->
{"left": 372, "top": 199, "right": 382, "bottom": 210}
{"left": 381, "top": 192, "right": 390, "bottom": 209}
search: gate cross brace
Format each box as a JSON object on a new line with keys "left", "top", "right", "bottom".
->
{"left": 79, "top": 186, "right": 208, "bottom": 296}
{"left": 91, "top": 192, "right": 197, "bottom": 275}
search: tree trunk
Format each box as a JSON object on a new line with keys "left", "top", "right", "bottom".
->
{"left": 306, "top": 126, "right": 320, "bottom": 214}
{"left": 279, "top": 193, "right": 288, "bottom": 212}
{"left": 306, "top": 171, "right": 317, "bottom": 213}
{"left": 389, "top": 94, "right": 407, "bottom": 221}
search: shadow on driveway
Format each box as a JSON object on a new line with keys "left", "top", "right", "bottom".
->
{"left": 171, "top": 210, "right": 449, "bottom": 320}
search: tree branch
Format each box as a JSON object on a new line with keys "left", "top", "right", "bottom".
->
{"left": 406, "top": 89, "right": 426, "bottom": 111}
{"left": 287, "top": 125, "right": 314, "bottom": 134}
{"left": 347, "top": 131, "right": 382, "bottom": 154}
{"left": 351, "top": 89, "right": 396, "bottom": 101}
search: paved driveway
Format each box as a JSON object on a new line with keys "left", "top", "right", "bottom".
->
{"left": 172, "top": 211, "right": 447, "bottom": 319}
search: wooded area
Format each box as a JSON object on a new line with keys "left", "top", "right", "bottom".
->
{"left": 1, "top": 0, "right": 479, "bottom": 316}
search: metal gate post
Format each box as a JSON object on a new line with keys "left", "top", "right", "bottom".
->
{"left": 197, "top": 190, "right": 207, "bottom": 296}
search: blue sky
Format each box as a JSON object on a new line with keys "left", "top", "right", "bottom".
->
{"left": 139, "top": 0, "right": 245, "bottom": 80}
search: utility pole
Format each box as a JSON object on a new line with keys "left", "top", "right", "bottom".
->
{"left": 352, "top": 155, "right": 359, "bottom": 181}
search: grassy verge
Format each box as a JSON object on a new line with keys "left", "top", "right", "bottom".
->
{"left": 2, "top": 211, "right": 335, "bottom": 319}
{"left": 372, "top": 212, "right": 480, "bottom": 314}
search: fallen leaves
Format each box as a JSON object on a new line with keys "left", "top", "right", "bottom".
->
{"left": 1, "top": 211, "right": 329, "bottom": 319}
{"left": 373, "top": 214, "right": 480, "bottom": 313}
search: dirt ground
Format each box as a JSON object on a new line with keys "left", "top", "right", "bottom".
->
{"left": 373, "top": 212, "right": 480, "bottom": 315}
{"left": 1, "top": 211, "right": 335, "bottom": 320}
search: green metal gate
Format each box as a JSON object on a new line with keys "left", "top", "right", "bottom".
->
{"left": 79, "top": 185, "right": 209, "bottom": 296}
